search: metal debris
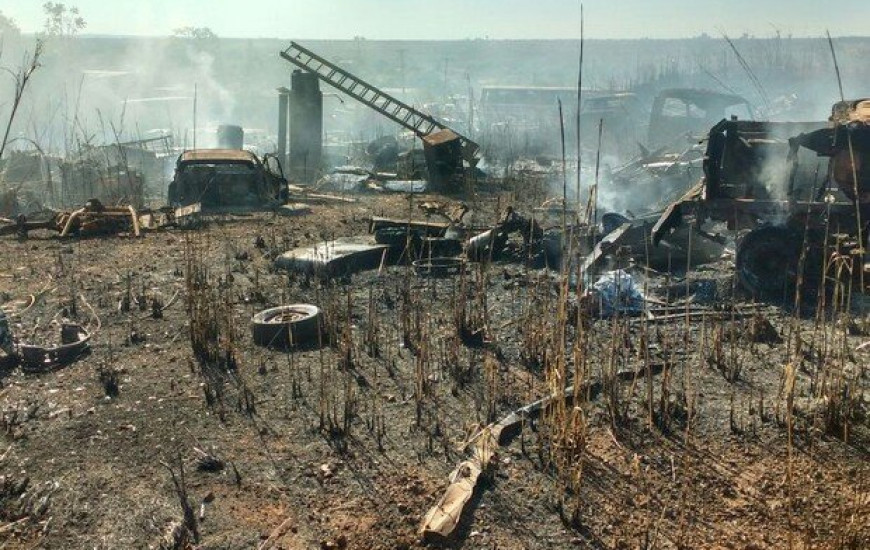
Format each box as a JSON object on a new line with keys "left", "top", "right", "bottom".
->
{"left": 19, "top": 324, "right": 91, "bottom": 370}
{"left": 652, "top": 99, "right": 870, "bottom": 298}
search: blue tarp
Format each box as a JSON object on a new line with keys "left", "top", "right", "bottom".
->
{"left": 592, "top": 269, "right": 646, "bottom": 317}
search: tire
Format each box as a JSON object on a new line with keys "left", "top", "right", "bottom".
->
{"left": 251, "top": 304, "right": 323, "bottom": 349}
{"left": 735, "top": 226, "right": 803, "bottom": 301}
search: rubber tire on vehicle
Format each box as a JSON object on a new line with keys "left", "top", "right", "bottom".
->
{"left": 251, "top": 304, "right": 323, "bottom": 349}
{"left": 735, "top": 226, "right": 802, "bottom": 301}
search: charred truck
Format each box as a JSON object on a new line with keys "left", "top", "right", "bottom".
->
{"left": 168, "top": 149, "right": 288, "bottom": 212}
{"left": 652, "top": 99, "right": 870, "bottom": 300}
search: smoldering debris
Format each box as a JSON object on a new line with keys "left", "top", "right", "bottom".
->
{"left": 1, "top": 25, "right": 869, "bottom": 550}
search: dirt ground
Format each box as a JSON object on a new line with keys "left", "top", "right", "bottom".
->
{"left": 1, "top": 189, "right": 868, "bottom": 549}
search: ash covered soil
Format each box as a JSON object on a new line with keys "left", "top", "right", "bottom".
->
{"left": 1, "top": 191, "right": 868, "bottom": 549}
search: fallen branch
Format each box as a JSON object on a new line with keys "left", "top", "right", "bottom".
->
{"left": 421, "top": 362, "right": 664, "bottom": 541}
{"left": 137, "top": 288, "right": 181, "bottom": 320}
{"left": 642, "top": 310, "right": 756, "bottom": 323}
{"left": 0, "top": 516, "right": 30, "bottom": 534}
{"left": 290, "top": 192, "right": 357, "bottom": 204}
{"left": 420, "top": 461, "right": 483, "bottom": 540}
{"left": 79, "top": 293, "right": 102, "bottom": 334}
{"left": 257, "top": 514, "right": 296, "bottom": 550}
{"left": 1, "top": 295, "right": 35, "bottom": 318}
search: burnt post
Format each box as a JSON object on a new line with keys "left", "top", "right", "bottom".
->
{"left": 288, "top": 71, "right": 323, "bottom": 183}
{"left": 277, "top": 87, "right": 290, "bottom": 169}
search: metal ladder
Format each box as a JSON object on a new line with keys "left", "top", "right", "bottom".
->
{"left": 280, "top": 41, "right": 478, "bottom": 162}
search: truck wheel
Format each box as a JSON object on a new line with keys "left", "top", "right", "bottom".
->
{"left": 251, "top": 304, "right": 323, "bottom": 349}
{"left": 736, "top": 226, "right": 803, "bottom": 301}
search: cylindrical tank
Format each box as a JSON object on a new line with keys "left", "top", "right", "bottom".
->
{"left": 289, "top": 70, "right": 323, "bottom": 183}
{"left": 217, "top": 125, "right": 244, "bottom": 149}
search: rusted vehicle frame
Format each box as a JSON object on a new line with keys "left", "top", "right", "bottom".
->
{"left": 168, "top": 149, "right": 287, "bottom": 212}
{"left": 0, "top": 199, "right": 142, "bottom": 238}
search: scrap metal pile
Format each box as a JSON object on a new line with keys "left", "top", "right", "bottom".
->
{"left": 653, "top": 98, "right": 870, "bottom": 298}
{"left": 0, "top": 198, "right": 200, "bottom": 239}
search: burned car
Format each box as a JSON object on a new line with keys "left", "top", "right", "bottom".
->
{"left": 168, "top": 149, "right": 287, "bottom": 212}
{"left": 579, "top": 92, "right": 644, "bottom": 157}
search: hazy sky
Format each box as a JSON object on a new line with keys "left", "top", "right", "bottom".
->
{"left": 3, "top": 0, "right": 868, "bottom": 39}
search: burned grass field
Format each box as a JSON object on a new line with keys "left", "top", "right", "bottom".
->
{"left": 1, "top": 7, "right": 870, "bottom": 548}
{"left": 0, "top": 187, "right": 868, "bottom": 550}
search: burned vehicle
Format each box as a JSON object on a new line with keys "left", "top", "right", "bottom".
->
{"left": 647, "top": 88, "right": 753, "bottom": 150}
{"left": 652, "top": 99, "right": 870, "bottom": 299}
{"left": 579, "top": 92, "right": 644, "bottom": 156}
{"left": 604, "top": 89, "right": 754, "bottom": 216}
{"left": 167, "top": 149, "right": 287, "bottom": 212}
